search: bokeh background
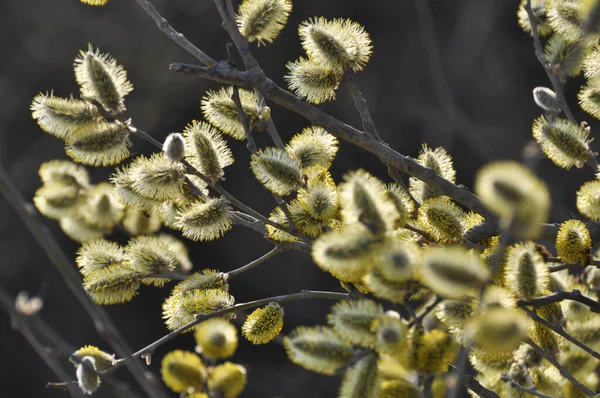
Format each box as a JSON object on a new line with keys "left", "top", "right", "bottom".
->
{"left": 0, "top": 0, "right": 593, "bottom": 397}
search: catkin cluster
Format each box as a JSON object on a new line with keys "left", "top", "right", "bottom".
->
{"left": 26, "top": 0, "right": 600, "bottom": 396}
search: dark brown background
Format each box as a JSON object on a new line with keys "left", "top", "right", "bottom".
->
{"left": 0, "top": 0, "right": 592, "bottom": 397}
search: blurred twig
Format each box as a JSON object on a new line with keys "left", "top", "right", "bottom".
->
{"left": 0, "top": 163, "right": 167, "bottom": 398}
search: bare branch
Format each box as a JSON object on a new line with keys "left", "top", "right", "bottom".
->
{"left": 345, "top": 76, "right": 381, "bottom": 140}
{"left": 132, "top": 0, "right": 216, "bottom": 67}
{"left": 0, "top": 163, "right": 167, "bottom": 398}
{"left": 525, "top": 338, "right": 595, "bottom": 396}
{"left": 106, "top": 290, "right": 349, "bottom": 374}
{"left": 227, "top": 246, "right": 282, "bottom": 278}
{"left": 232, "top": 86, "right": 257, "bottom": 153}
{"left": 519, "top": 290, "right": 600, "bottom": 314}
{"left": 407, "top": 296, "right": 443, "bottom": 328}
{"left": 521, "top": 306, "right": 600, "bottom": 362}
{"left": 499, "top": 375, "right": 559, "bottom": 398}
{"left": 448, "top": 365, "right": 500, "bottom": 398}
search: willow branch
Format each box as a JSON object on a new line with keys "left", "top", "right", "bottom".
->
{"left": 407, "top": 296, "right": 443, "bottom": 328}
{"left": 519, "top": 290, "right": 600, "bottom": 314}
{"left": 521, "top": 306, "right": 600, "bottom": 361}
{"left": 448, "top": 365, "right": 500, "bottom": 398}
{"left": 0, "top": 163, "right": 167, "bottom": 398}
{"left": 132, "top": 0, "right": 216, "bottom": 67}
{"left": 227, "top": 246, "right": 282, "bottom": 278}
{"left": 500, "top": 375, "right": 559, "bottom": 398}
{"left": 525, "top": 338, "right": 595, "bottom": 396}
{"left": 106, "top": 290, "right": 349, "bottom": 374}
{"left": 346, "top": 76, "right": 381, "bottom": 140}
{"left": 232, "top": 86, "right": 257, "bottom": 153}
{"left": 524, "top": 0, "right": 577, "bottom": 125}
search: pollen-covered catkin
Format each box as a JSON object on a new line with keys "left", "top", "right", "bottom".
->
{"left": 242, "top": 302, "right": 284, "bottom": 344}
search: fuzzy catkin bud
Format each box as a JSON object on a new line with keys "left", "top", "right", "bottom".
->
{"left": 76, "top": 239, "right": 125, "bottom": 277}
{"left": 384, "top": 183, "right": 415, "bottom": 229}
{"left": 533, "top": 87, "right": 561, "bottom": 112}
{"left": 76, "top": 356, "right": 100, "bottom": 395}
{"left": 376, "top": 240, "right": 420, "bottom": 283}
{"left": 363, "top": 264, "right": 421, "bottom": 303}
{"left": 236, "top": 0, "right": 292, "bottom": 46}
{"left": 285, "top": 58, "right": 344, "bottom": 104}
{"left": 80, "top": 0, "right": 108, "bottom": 7}
{"left": 408, "top": 145, "right": 456, "bottom": 203}
{"left": 125, "top": 236, "right": 177, "bottom": 287}
{"left": 73, "top": 346, "right": 116, "bottom": 372}
{"left": 38, "top": 159, "right": 90, "bottom": 188}
{"left": 242, "top": 302, "right": 284, "bottom": 344}
{"left": 286, "top": 126, "right": 339, "bottom": 169}
{"left": 183, "top": 121, "right": 233, "bottom": 182}
{"left": 175, "top": 198, "right": 233, "bottom": 241}
{"left": 379, "top": 379, "right": 421, "bottom": 398}
{"left": 339, "top": 353, "right": 379, "bottom": 398}
{"left": 517, "top": 0, "right": 553, "bottom": 37}
{"left": 283, "top": 326, "right": 355, "bottom": 375}
{"left": 163, "top": 288, "right": 235, "bottom": 331}
{"left": 371, "top": 314, "right": 407, "bottom": 354}
{"left": 504, "top": 242, "right": 549, "bottom": 300}
{"left": 312, "top": 224, "right": 379, "bottom": 282}
{"left": 83, "top": 263, "right": 142, "bottom": 305}
{"left": 208, "top": 362, "right": 247, "bottom": 398}
{"left": 201, "top": 87, "right": 259, "bottom": 140}
{"left": 298, "top": 17, "right": 373, "bottom": 72}
{"left": 417, "top": 197, "right": 464, "bottom": 243}
{"left": 80, "top": 183, "right": 124, "bottom": 230}
{"left": 31, "top": 93, "right": 100, "bottom": 140}
{"left": 542, "top": 35, "right": 588, "bottom": 80}
{"left": 74, "top": 45, "right": 133, "bottom": 113}
{"left": 194, "top": 318, "right": 238, "bottom": 359}
{"left": 327, "top": 299, "right": 383, "bottom": 348}
{"left": 65, "top": 122, "right": 132, "bottom": 166}
{"left": 577, "top": 180, "right": 600, "bottom": 220}
{"left": 33, "top": 182, "right": 83, "bottom": 220}
{"left": 419, "top": 247, "right": 489, "bottom": 300}
{"left": 160, "top": 350, "right": 207, "bottom": 393}
{"left": 556, "top": 219, "right": 591, "bottom": 264}
{"left": 532, "top": 116, "right": 594, "bottom": 169}
{"left": 465, "top": 307, "right": 530, "bottom": 353}
{"left": 250, "top": 147, "right": 303, "bottom": 196}
{"left": 162, "top": 132, "right": 186, "bottom": 162}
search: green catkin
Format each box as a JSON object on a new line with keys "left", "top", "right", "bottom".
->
{"left": 327, "top": 299, "right": 383, "bottom": 348}
{"left": 339, "top": 353, "right": 379, "bottom": 398}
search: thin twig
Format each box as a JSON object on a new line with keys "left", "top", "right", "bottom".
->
{"left": 232, "top": 86, "right": 257, "bottom": 153}
{"left": 0, "top": 164, "right": 167, "bottom": 398}
{"left": 519, "top": 290, "right": 600, "bottom": 314}
{"left": 525, "top": 338, "right": 595, "bottom": 396}
{"left": 106, "top": 290, "right": 349, "bottom": 374}
{"left": 407, "top": 296, "right": 443, "bottom": 328}
{"left": 227, "top": 246, "right": 282, "bottom": 278}
{"left": 520, "top": 306, "right": 600, "bottom": 362}
{"left": 524, "top": 0, "right": 577, "bottom": 125}
{"left": 132, "top": 0, "right": 216, "bottom": 66}
{"left": 346, "top": 76, "right": 381, "bottom": 140}
{"left": 255, "top": 90, "right": 285, "bottom": 149}
{"left": 448, "top": 365, "right": 500, "bottom": 398}
{"left": 499, "top": 375, "right": 559, "bottom": 398}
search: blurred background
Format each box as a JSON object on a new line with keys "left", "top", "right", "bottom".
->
{"left": 0, "top": 0, "right": 593, "bottom": 396}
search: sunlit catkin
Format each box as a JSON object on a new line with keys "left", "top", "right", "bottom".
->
{"left": 419, "top": 247, "right": 489, "bottom": 300}
{"left": 532, "top": 116, "right": 594, "bottom": 169}
{"left": 283, "top": 326, "right": 355, "bottom": 375}
{"left": 162, "top": 288, "right": 235, "bottom": 331}
{"left": 194, "top": 318, "right": 238, "bottom": 359}
{"left": 312, "top": 224, "right": 379, "bottom": 282}
{"left": 417, "top": 197, "right": 464, "bottom": 243}
{"left": 542, "top": 35, "right": 588, "bottom": 80}
{"left": 80, "top": 0, "right": 109, "bottom": 6}
{"left": 296, "top": 180, "right": 338, "bottom": 222}
{"left": 65, "top": 122, "right": 132, "bottom": 166}
{"left": 160, "top": 350, "right": 207, "bottom": 393}
{"left": 125, "top": 236, "right": 177, "bottom": 286}
{"left": 298, "top": 17, "right": 372, "bottom": 72}
{"left": 339, "top": 169, "right": 397, "bottom": 235}
{"left": 285, "top": 126, "right": 339, "bottom": 169}
{"left": 375, "top": 239, "right": 419, "bottom": 283}
{"left": 287, "top": 199, "right": 326, "bottom": 237}
{"left": 33, "top": 182, "right": 83, "bottom": 220}
{"left": 285, "top": 57, "right": 344, "bottom": 104}
{"left": 208, "top": 362, "right": 247, "bottom": 398}
{"left": 129, "top": 154, "right": 186, "bottom": 201}
{"left": 327, "top": 299, "right": 383, "bottom": 348}
{"left": 363, "top": 263, "right": 421, "bottom": 303}
{"left": 504, "top": 242, "right": 549, "bottom": 300}
{"left": 474, "top": 161, "right": 549, "bottom": 238}
{"left": 175, "top": 198, "right": 232, "bottom": 241}
{"left": 371, "top": 313, "right": 407, "bottom": 354}
{"left": 242, "top": 302, "right": 284, "bottom": 344}
{"left": 76, "top": 239, "right": 125, "bottom": 277}
{"left": 31, "top": 93, "right": 100, "bottom": 140}
{"left": 73, "top": 345, "right": 116, "bottom": 372}
{"left": 122, "top": 208, "right": 162, "bottom": 236}
{"left": 183, "top": 120, "right": 234, "bottom": 182}
{"left": 79, "top": 182, "right": 124, "bottom": 230}
{"left": 577, "top": 180, "right": 600, "bottom": 220}
{"left": 201, "top": 86, "right": 259, "bottom": 140}
{"left": 465, "top": 307, "right": 531, "bottom": 353}
{"left": 250, "top": 147, "right": 303, "bottom": 195}
{"left": 74, "top": 45, "right": 133, "bottom": 113}
{"left": 379, "top": 379, "right": 422, "bottom": 398}
{"left": 383, "top": 183, "right": 415, "bottom": 229}
{"left": 157, "top": 234, "right": 193, "bottom": 273}
{"left": 408, "top": 145, "right": 456, "bottom": 203}
{"left": 556, "top": 219, "right": 591, "bottom": 264}
{"left": 39, "top": 159, "right": 90, "bottom": 188}
{"left": 339, "top": 353, "right": 379, "bottom": 398}
{"left": 82, "top": 263, "right": 142, "bottom": 305}
{"left": 236, "top": 0, "right": 292, "bottom": 46}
